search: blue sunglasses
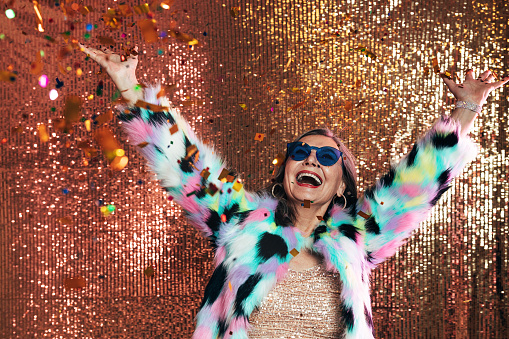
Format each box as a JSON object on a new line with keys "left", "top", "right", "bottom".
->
{"left": 287, "top": 142, "right": 343, "bottom": 166}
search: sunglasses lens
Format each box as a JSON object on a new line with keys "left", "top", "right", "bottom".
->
{"left": 317, "top": 148, "right": 340, "bottom": 166}
{"left": 290, "top": 144, "right": 310, "bottom": 161}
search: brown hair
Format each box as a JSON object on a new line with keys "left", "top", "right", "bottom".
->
{"left": 264, "top": 128, "right": 358, "bottom": 226}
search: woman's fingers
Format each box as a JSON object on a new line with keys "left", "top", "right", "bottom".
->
{"left": 464, "top": 69, "right": 474, "bottom": 81}
{"left": 489, "top": 77, "right": 509, "bottom": 90}
{"left": 440, "top": 73, "right": 460, "bottom": 96}
{"left": 477, "top": 70, "right": 491, "bottom": 81}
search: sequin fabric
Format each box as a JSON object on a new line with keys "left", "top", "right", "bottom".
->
{"left": 247, "top": 262, "right": 344, "bottom": 338}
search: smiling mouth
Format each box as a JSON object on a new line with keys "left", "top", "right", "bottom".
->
{"left": 296, "top": 171, "right": 323, "bottom": 187}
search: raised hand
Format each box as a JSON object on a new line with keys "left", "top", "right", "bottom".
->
{"left": 78, "top": 43, "right": 142, "bottom": 104}
{"left": 441, "top": 69, "right": 509, "bottom": 106}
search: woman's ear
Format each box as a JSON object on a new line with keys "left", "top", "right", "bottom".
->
{"left": 336, "top": 181, "right": 346, "bottom": 196}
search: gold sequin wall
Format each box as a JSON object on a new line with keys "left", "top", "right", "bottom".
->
{"left": 0, "top": 0, "right": 508, "bottom": 337}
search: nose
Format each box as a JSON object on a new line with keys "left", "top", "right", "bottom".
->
{"left": 304, "top": 150, "right": 320, "bottom": 168}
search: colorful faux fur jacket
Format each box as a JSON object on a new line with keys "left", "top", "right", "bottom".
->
{"left": 117, "top": 85, "right": 477, "bottom": 338}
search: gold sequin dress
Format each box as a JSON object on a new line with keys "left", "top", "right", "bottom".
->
{"left": 247, "top": 261, "right": 345, "bottom": 338}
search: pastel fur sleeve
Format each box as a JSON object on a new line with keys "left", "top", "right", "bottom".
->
{"left": 117, "top": 84, "right": 248, "bottom": 245}
{"left": 357, "top": 116, "right": 478, "bottom": 267}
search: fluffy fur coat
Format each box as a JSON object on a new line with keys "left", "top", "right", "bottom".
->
{"left": 117, "top": 85, "right": 477, "bottom": 338}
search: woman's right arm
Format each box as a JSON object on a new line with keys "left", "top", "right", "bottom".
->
{"left": 79, "top": 44, "right": 250, "bottom": 245}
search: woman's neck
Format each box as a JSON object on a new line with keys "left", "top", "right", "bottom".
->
{"left": 292, "top": 202, "right": 331, "bottom": 237}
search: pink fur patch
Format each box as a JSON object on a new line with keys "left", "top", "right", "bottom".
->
{"left": 192, "top": 326, "right": 213, "bottom": 339}
{"left": 215, "top": 246, "right": 226, "bottom": 264}
{"left": 243, "top": 208, "right": 270, "bottom": 224}
{"left": 398, "top": 183, "right": 423, "bottom": 198}
{"left": 275, "top": 262, "right": 289, "bottom": 281}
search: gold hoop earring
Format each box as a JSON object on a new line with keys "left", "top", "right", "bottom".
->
{"left": 334, "top": 193, "right": 347, "bottom": 210}
{"left": 272, "top": 183, "right": 283, "bottom": 197}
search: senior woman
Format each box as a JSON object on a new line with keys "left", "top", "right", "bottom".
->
{"left": 79, "top": 44, "right": 508, "bottom": 338}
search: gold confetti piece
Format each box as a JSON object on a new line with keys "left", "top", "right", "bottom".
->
{"left": 33, "top": 1, "right": 44, "bottom": 32}
{"left": 57, "top": 45, "right": 73, "bottom": 60}
{"left": 432, "top": 57, "right": 440, "bottom": 74}
{"left": 355, "top": 78, "right": 362, "bottom": 88}
{"left": 380, "top": 201, "right": 384, "bottom": 205}
{"left": 228, "top": 281, "right": 232, "bottom": 291}
{"left": 316, "top": 216, "right": 324, "bottom": 221}
{"left": 238, "top": 103, "right": 247, "bottom": 110}
{"left": 64, "top": 95, "right": 82, "bottom": 124}
{"left": 254, "top": 133, "right": 265, "bottom": 141}
{"left": 344, "top": 100, "right": 353, "bottom": 111}
{"left": 444, "top": 70, "right": 452, "bottom": 79}
{"left": 181, "top": 100, "right": 205, "bottom": 106}
{"left": 357, "top": 211, "right": 370, "bottom": 219}
{"left": 157, "top": 84, "right": 177, "bottom": 98}
{"left": 232, "top": 181, "right": 243, "bottom": 192}
{"left": 272, "top": 153, "right": 285, "bottom": 166}
{"left": 79, "top": 5, "right": 93, "bottom": 16}
{"left": 200, "top": 169, "right": 211, "bottom": 180}
{"left": 0, "top": 70, "right": 17, "bottom": 82}
{"left": 302, "top": 200, "right": 311, "bottom": 208}
{"left": 64, "top": 276, "right": 86, "bottom": 289}
{"left": 291, "top": 87, "right": 300, "bottom": 93}
{"left": 137, "top": 141, "right": 149, "bottom": 148}
{"left": 38, "top": 124, "right": 49, "bottom": 143}
{"left": 84, "top": 119, "right": 91, "bottom": 132}
{"left": 133, "top": 3, "right": 150, "bottom": 14}
{"left": 93, "top": 126, "right": 123, "bottom": 163}
{"left": 57, "top": 217, "right": 73, "bottom": 225}
{"left": 218, "top": 168, "right": 230, "bottom": 181}
{"left": 30, "top": 53, "right": 43, "bottom": 75}
{"left": 138, "top": 19, "right": 158, "bottom": 43}
{"left": 118, "top": 4, "right": 133, "bottom": 17}
{"left": 230, "top": 6, "right": 240, "bottom": 17}
{"left": 110, "top": 155, "right": 128, "bottom": 171}
{"left": 226, "top": 175, "right": 235, "bottom": 183}
{"left": 96, "top": 35, "right": 116, "bottom": 45}
{"left": 134, "top": 100, "right": 169, "bottom": 112}
{"left": 168, "top": 30, "right": 199, "bottom": 46}
{"left": 185, "top": 145, "right": 199, "bottom": 161}
{"left": 169, "top": 124, "right": 179, "bottom": 135}
{"left": 290, "top": 248, "right": 299, "bottom": 257}
{"left": 95, "top": 110, "right": 113, "bottom": 126}
{"left": 288, "top": 100, "right": 306, "bottom": 112}
{"left": 160, "top": 0, "right": 175, "bottom": 10}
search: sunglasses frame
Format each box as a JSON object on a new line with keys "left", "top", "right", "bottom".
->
{"left": 286, "top": 141, "right": 343, "bottom": 166}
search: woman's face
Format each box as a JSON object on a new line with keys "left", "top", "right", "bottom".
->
{"left": 283, "top": 135, "right": 345, "bottom": 208}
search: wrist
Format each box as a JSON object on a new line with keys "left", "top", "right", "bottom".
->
{"left": 455, "top": 100, "right": 483, "bottom": 114}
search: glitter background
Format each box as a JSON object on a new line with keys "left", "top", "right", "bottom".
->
{"left": 0, "top": 0, "right": 508, "bottom": 337}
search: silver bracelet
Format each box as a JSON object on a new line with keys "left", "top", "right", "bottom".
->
{"left": 455, "top": 100, "right": 482, "bottom": 114}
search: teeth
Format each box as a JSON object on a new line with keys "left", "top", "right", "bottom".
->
{"left": 297, "top": 172, "right": 322, "bottom": 185}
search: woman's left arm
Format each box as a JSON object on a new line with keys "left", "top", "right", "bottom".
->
{"left": 359, "top": 69, "right": 508, "bottom": 267}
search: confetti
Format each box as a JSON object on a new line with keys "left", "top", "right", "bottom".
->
{"left": 185, "top": 145, "right": 199, "bottom": 161}
{"left": 57, "top": 217, "right": 73, "bottom": 225}
{"left": 230, "top": 6, "right": 240, "bottom": 17}
{"left": 218, "top": 168, "right": 230, "bottom": 181}
{"left": 38, "top": 124, "right": 49, "bottom": 143}
{"left": 33, "top": 1, "right": 44, "bottom": 32}
{"left": 168, "top": 30, "right": 199, "bottom": 46}
{"left": 221, "top": 214, "right": 227, "bottom": 223}
{"left": 96, "top": 35, "right": 116, "bottom": 45}
{"left": 0, "top": 70, "right": 17, "bottom": 82}
{"left": 169, "top": 124, "right": 179, "bottom": 135}
{"left": 226, "top": 175, "right": 235, "bottom": 183}
{"left": 357, "top": 211, "right": 370, "bottom": 219}
{"left": 206, "top": 183, "right": 218, "bottom": 196}
{"left": 138, "top": 19, "right": 159, "bottom": 44}
{"left": 200, "top": 169, "right": 211, "bottom": 180}
{"left": 290, "top": 248, "right": 299, "bottom": 257}
{"left": 316, "top": 216, "right": 324, "bottom": 221}
{"left": 302, "top": 200, "right": 311, "bottom": 208}
{"left": 432, "top": 57, "right": 440, "bottom": 74}
{"left": 254, "top": 133, "right": 265, "bottom": 141}
{"left": 272, "top": 153, "right": 285, "bottom": 166}
{"left": 232, "top": 180, "right": 243, "bottom": 192}
{"left": 30, "top": 54, "right": 44, "bottom": 75}
{"left": 134, "top": 100, "right": 169, "bottom": 112}
{"left": 288, "top": 100, "right": 306, "bottom": 112}
{"left": 63, "top": 276, "right": 86, "bottom": 289}
{"left": 228, "top": 281, "right": 233, "bottom": 291}
{"left": 238, "top": 103, "right": 247, "bottom": 110}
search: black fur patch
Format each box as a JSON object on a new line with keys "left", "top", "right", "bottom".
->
{"left": 194, "top": 177, "right": 208, "bottom": 199}
{"left": 217, "top": 319, "right": 227, "bottom": 337}
{"left": 407, "top": 144, "right": 418, "bottom": 167}
{"left": 338, "top": 223, "right": 359, "bottom": 241}
{"left": 364, "top": 304, "right": 374, "bottom": 329}
{"left": 437, "top": 168, "right": 451, "bottom": 186}
{"left": 257, "top": 232, "right": 288, "bottom": 260}
{"left": 432, "top": 132, "right": 458, "bottom": 149}
{"left": 364, "top": 187, "right": 375, "bottom": 200}
{"left": 380, "top": 168, "right": 395, "bottom": 188}
{"left": 430, "top": 185, "right": 451, "bottom": 206}
{"left": 148, "top": 111, "right": 175, "bottom": 126}
{"left": 234, "top": 274, "right": 262, "bottom": 316}
{"left": 200, "top": 263, "right": 227, "bottom": 308}
{"left": 342, "top": 305, "right": 355, "bottom": 331}
{"left": 274, "top": 201, "right": 292, "bottom": 227}
{"left": 179, "top": 135, "right": 195, "bottom": 173}
{"left": 365, "top": 216, "right": 380, "bottom": 235}
{"left": 366, "top": 251, "right": 374, "bottom": 263}
{"left": 205, "top": 210, "right": 221, "bottom": 233}
{"left": 223, "top": 203, "right": 240, "bottom": 222}
{"left": 313, "top": 225, "right": 327, "bottom": 242}
{"left": 118, "top": 106, "right": 141, "bottom": 122}
{"left": 236, "top": 210, "right": 252, "bottom": 225}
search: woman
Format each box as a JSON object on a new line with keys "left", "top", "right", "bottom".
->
{"left": 79, "top": 44, "right": 508, "bottom": 338}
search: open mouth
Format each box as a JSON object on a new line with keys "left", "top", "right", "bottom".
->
{"left": 296, "top": 171, "right": 323, "bottom": 187}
